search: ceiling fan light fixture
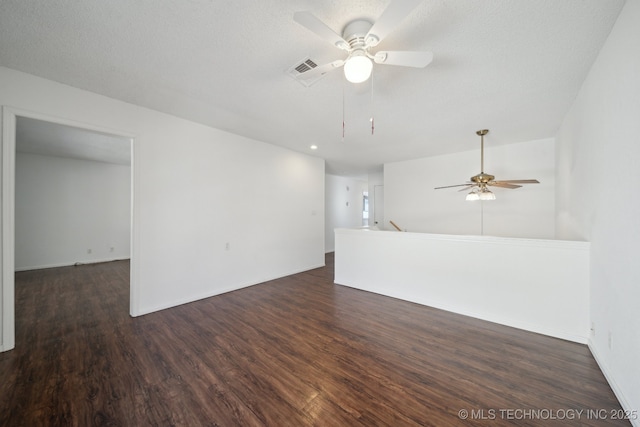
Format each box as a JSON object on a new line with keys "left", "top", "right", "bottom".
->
{"left": 344, "top": 53, "right": 373, "bottom": 83}
{"left": 478, "top": 188, "right": 496, "bottom": 201}
{"left": 466, "top": 191, "right": 480, "bottom": 201}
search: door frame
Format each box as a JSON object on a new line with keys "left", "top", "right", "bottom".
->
{"left": 1, "top": 106, "right": 138, "bottom": 352}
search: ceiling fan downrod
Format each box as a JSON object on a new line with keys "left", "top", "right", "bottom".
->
{"left": 471, "top": 129, "right": 494, "bottom": 184}
{"left": 477, "top": 129, "right": 488, "bottom": 173}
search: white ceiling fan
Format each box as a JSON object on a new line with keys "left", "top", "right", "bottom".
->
{"left": 293, "top": 0, "right": 433, "bottom": 84}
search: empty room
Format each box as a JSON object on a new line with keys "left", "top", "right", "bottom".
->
{"left": 1, "top": 0, "right": 639, "bottom": 426}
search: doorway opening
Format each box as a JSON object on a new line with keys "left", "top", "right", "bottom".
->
{"left": 1, "top": 108, "right": 136, "bottom": 352}
{"left": 362, "top": 191, "right": 369, "bottom": 226}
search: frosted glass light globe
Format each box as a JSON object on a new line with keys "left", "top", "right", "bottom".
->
{"left": 344, "top": 55, "right": 373, "bottom": 83}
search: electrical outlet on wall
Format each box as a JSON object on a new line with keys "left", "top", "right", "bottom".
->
{"left": 87, "top": 248, "right": 92, "bottom": 254}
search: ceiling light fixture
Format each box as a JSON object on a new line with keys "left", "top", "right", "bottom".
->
{"left": 343, "top": 50, "right": 373, "bottom": 83}
{"left": 465, "top": 190, "right": 479, "bottom": 201}
{"left": 310, "top": 145, "right": 318, "bottom": 150}
{"left": 466, "top": 184, "right": 495, "bottom": 201}
{"left": 478, "top": 191, "right": 496, "bottom": 201}
{"left": 478, "top": 186, "right": 496, "bottom": 201}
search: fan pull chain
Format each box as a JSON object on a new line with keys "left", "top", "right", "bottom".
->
{"left": 342, "top": 80, "right": 345, "bottom": 142}
{"left": 370, "top": 68, "right": 375, "bottom": 135}
{"left": 480, "top": 202, "right": 484, "bottom": 236}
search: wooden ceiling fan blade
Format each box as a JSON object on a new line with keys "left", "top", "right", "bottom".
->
{"left": 294, "top": 11, "right": 349, "bottom": 50}
{"left": 434, "top": 183, "right": 473, "bottom": 190}
{"left": 498, "top": 179, "right": 540, "bottom": 184}
{"left": 295, "top": 60, "right": 345, "bottom": 80}
{"left": 489, "top": 182, "right": 522, "bottom": 189}
{"left": 457, "top": 184, "right": 477, "bottom": 192}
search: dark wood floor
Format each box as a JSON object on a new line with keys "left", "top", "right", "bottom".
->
{"left": 0, "top": 254, "right": 629, "bottom": 426}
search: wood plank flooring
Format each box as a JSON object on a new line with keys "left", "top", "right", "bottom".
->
{"left": 0, "top": 254, "right": 630, "bottom": 426}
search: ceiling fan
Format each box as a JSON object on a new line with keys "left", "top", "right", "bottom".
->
{"left": 435, "top": 130, "right": 540, "bottom": 201}
{"left": 293, "top": 0, "right": 433, "bottom": 84}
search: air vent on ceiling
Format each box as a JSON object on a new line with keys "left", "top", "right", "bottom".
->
{"left": 295, "top": 59, "right": 317, "bottom": 73}
{"left": 286, "top": 57, "right": 326, "bottom": 87}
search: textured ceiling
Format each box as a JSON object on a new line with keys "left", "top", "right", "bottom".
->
{"left": 0, "top": 0, "right": 625, "bottom": 175}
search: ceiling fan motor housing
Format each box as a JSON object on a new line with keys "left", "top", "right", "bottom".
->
{"left": 471, "top": 173, "right": 495, "bottom": 183}
{"left": 342, "top": 19, "right": 373, "bottom": 47}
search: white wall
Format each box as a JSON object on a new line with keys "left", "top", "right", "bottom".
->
{"left": 15, "top": 152, "right": 131, "bottom": 270}
{"left": 384, "top": 138, "right": 555, "bottom": 238}
{"left": 324, "top": 174, "right": 368, "bottom": 252}
{"left": 335, "top": 229, "right": 589, "bottom": 343}
{"left": 1, "top": 66, "right": 325, "bottom": 352}
{"left": 367, "top": 170, "right": 384, "bottom": 229}
{"left": 555, "top": 0, "right": 640, "bottom": 419}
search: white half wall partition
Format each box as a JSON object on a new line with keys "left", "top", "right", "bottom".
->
{"left": 335, "top": 228, "right": 590, "bottom": 343}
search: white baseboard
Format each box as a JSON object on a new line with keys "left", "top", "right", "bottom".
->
{"left": 588, "top": 340, "right": 639, "bottom": 427}
{"left": 133, "top": 262, "right": 325, "bottom": 317}
{"left": 334, "top": 281, "right": 589, "bottom": 344}
{"left": 15, "top": 258, "right": 129, "bottom": 272}
{"left": 0, "top": 341, "right": 14, "bottom": 353}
